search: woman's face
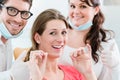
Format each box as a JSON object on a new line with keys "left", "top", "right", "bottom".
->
{"left": 68, "top": 0, "right": 99, "bottom": 27}
{"left": 36, "top": 19, "right": 68, "bottom": 58}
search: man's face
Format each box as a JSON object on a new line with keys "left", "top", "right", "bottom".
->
{"left": 0, "top": 0, "right": 30, "bottom": 35}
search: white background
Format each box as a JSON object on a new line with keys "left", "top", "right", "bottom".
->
{"left": 12, "top": 0, "right": 120, "bottom": 51}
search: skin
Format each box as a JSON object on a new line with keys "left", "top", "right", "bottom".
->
{"left": 0, "top": 0, "right": 30, "bottom": 35}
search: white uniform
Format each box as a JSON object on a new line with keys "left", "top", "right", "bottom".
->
{"left": 0, "top": 32, "right": 13, "bottom": 80}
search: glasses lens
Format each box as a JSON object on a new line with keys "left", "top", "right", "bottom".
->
{"left": 21, "top": 11, "right": 32, "bottom": 19}
{"left": 7, "top": 7, "right": 18, "bottom": 16}
{"left": 5, "top": 6, "right": 32, "bottom": 20}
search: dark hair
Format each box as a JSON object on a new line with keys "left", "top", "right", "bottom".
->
{"left": 68, "top": 0, "right": 114, "bottom": 63}
{"left": 24, "top": 9, "right": 69, "bottom": 62}
{"left": 0, "top": 0, "right": 33, "bottom": 9}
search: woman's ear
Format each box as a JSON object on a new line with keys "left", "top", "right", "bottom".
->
{"left": 94, "top": 6, "right": 100, "bottom": 15}
{"left": 34, "top": 32, "right": 41, "bottom": 44}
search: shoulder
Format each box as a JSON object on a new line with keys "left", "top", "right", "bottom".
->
{"left": 59, "top": 65, "right": 85, "bottom": 80}
{"left": 101, "top": 38, "right": 117, "bottom": 49}
{"left": 100, "top": 38, "right": 120, "bottom": 55}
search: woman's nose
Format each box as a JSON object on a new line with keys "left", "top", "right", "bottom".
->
{"left": 74, "top": 7, "right": 81, "bottom": 14}
{"left": 56, "top": 34, "right": 64, "bottom": 43}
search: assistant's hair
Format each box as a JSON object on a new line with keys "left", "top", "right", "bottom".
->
{"left": 24, "top": 9, "right": 69, "bottom": 62}
{"left": 0, "top": 0, "right": 33, "bottom": 9}
{"left": 68, "top": 0, "right": 114, "bottom": 63}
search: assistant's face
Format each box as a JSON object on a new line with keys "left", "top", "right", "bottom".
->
{"left": 68, "top": 0, "right": 98, "bottom": 27}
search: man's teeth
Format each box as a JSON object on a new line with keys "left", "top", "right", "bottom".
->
{"left": 11, "top": 23, "right": 20, "bottom": 27}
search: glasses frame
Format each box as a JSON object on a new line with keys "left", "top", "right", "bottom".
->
{"left": 0, "top": 4, "right": 33, "bottom": 20}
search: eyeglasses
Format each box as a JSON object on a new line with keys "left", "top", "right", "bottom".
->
{"left": 1, "top": 4, "right": 33, "bottom": 20}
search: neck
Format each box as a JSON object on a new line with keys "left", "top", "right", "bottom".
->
{"left": 67, "top": 29, "right": 89, "bottom": 48}
{"left": 46, "top": 58, "right": 58, "bottom": 72}
{"left": 44, "top": 59, "right": 64, "bottom": 80}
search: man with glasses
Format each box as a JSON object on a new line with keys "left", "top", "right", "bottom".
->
{"left": 0, "top": 0, "right": 33, "bottom": 80}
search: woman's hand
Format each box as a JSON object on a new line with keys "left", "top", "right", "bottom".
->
{"left": 70, "top": 44, "right": 97, "bottom": 80}
{"left": 70, "top": 44, "right": 92, "bottom": 74}
{"left": 28, "top": 50, "right": 48, "bottom": 80}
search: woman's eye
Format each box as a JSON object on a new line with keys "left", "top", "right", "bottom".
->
{"left": 50, "top": 32, "right": 56, "bottom": 35}
{"left": 62, "top": 31, "right": 67, "bottom": 35}
{"left": 70, "top": 4, "right": 75, "bottom": 8}
{"left": 80, "top": 5, "right": 87, "bottom": 9}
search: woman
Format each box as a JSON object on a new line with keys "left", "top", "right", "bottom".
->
{"left": 24, "top": 9, "right": 97, "bottom": 80}
{"left": 59, "top": 0, "right": 120, "bottom": 80}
